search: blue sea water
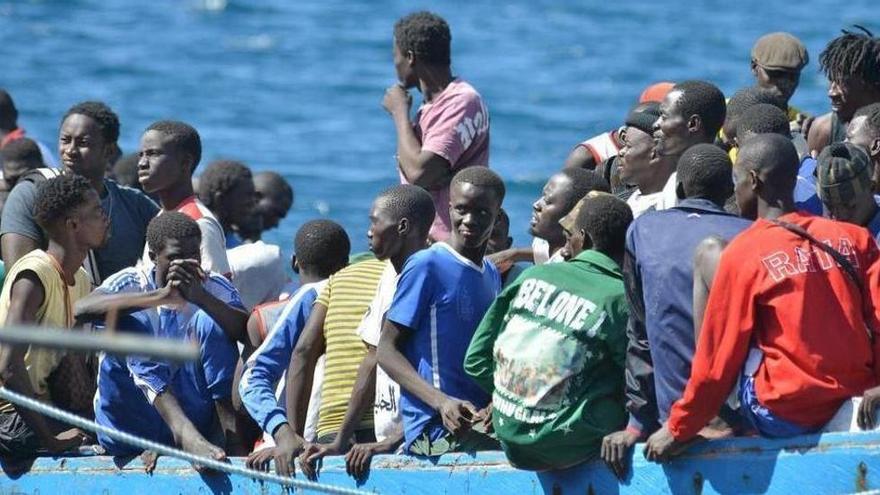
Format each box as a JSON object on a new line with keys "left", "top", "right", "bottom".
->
{"left": 0, "top": 0, "right": 876, "bottom": 258}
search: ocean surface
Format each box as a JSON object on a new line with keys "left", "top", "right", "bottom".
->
{"left": 1, "top": 0, "right": 876, "bottom": 260}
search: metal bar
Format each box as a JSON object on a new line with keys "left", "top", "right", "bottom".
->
{"left": 0, "top": 325, "right": 199, "bottom": 362}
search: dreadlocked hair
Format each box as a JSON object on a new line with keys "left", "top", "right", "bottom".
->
{"left": 819, "top": 25, "right": 880, "bottom": 90}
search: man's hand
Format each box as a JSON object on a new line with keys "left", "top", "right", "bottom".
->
{"left": 475, "top": 403, "right": 493, "bottom": 434}
{"left": 273, "top": 425, "right": 305, "bottom": 478}
{"left": 246, "top": 447, "right": 276, "bottom": 472}
{"left": 300, "top": 441, "right": 345, "bottom": 481}
{"left": 644, "top": 425, "right": 686, "bottom": 463}
{"left": 382, "top": 84, "right": 412, "bottom": 117}
{"left": 600, "top": 429, "right": 639, "bottom": 479}
{"left": 859, "top": 387, "right": 880, "bottom": 430}
{"left": 487, "top": 250, "right": 517, "bottom": 274}
{"left": 166, "top": 259, "right": 208, "bottom": 304}
{"left": 45, "top": 427, "right": 90, "bottom": 454}
{"left": 438, "top": 397, "right": 478, "bottom": 435}
{"left": 345, "top": 442, "right": 388, "bottom": 481}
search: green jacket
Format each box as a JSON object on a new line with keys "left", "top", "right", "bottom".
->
{"left": 464, "top": 250, "right": 628, "bottom": 471}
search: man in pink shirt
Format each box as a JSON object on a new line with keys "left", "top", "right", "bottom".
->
{"left": 382, "top": 11, "right": 490, "bottom": 242}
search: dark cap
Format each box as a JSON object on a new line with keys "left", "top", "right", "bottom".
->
{"left": 751, "top": 32, "right": 809, "bottom": 72}
{"left": 816, "top": 142, "right": 873, "bottom": 206}
{"left": 624, "top": 102, "right": 661, "bottom": 136}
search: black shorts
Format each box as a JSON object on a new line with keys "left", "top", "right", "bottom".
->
{"left": 0, "top": 410, "right": 41, "bottom": 459}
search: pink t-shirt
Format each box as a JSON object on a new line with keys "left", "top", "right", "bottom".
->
{"left": 400, "top": 78, "right": 490, "bottom": 241}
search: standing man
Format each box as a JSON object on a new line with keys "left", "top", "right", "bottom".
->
{"left": 846, "top": 103, "right": 880, "bottom": 191}
{"left": 383, "top": 11, "right": 490, "bottom": 242}
{"left": 750, "top": 32, "right": 809, "bottom": 124}
{"left": 1, "top": 101, "right": 159, "bottom": 285}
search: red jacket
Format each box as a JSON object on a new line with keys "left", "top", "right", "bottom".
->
{"left": 668, "top": 211, "right": 880, "bottom": 441}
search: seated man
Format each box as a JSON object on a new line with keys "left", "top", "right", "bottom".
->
{"left": 238, "top": 219, "right": 350, "bottom": 468}
{"left": 378, "top": 167, "right": 505, "bottom": 456}
{"left": 465, "top": 194, "right": 633, "bottom": 471}
{"left": 0, "top": 175, "right": 108, "bottom": 458}
{"left": 75, "top": 212, "right": 244, "bottom": 467}
{"left": 817, "top": 143, "right": 880, "bottom": 239}
{"left": 646, "top": 134, "right": 880, "bottom": 460}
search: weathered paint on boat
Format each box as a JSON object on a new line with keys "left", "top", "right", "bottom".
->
{"left": 2, "top": 431, "right": 880, "bottom": 494}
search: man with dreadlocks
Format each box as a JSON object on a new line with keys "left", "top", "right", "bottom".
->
{"left": 808, "top": 27, "right": 880, "bottom": 156}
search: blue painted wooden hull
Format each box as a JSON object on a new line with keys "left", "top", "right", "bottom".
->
{"left": 1, "top": 431, "right": 879, "bottom": 494}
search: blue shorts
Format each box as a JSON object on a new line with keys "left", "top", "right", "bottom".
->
{"left": 739, "top": 376, "right": 813, "bottom": 438}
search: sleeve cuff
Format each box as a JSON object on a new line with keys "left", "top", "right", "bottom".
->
{"left": 264, "top": 412, "right": 287, "bottom": 436}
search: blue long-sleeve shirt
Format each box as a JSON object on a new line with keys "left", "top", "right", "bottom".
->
{"left": 239, "top": 281, "right": 325, "bottom": 436}
{"left": 623, "top": 198, "right": 750, "bottom": 434}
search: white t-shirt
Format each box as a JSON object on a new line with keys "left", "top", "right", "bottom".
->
{"left": 356, "top": 261, "right": 402, "bottom": 442}
{"left": 626, "top": 172, "right": 679, "bottom": 218}
{"left": 531, "top": 237, "right": 565, "bottom": 265}
{"left": 227, "top": 240, "right": 290, "bottom": 310}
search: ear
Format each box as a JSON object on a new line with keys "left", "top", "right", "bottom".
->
{"left": 581, "top": 229, "right": 594, "bottom": 251}
{"left": 676, "top": 181, "right": 686, "bottom": 201}
{"left": 870, "top": 138, "right": 880, "bottom": 159}
{"left": 398, "top": 217, "right": 410, "bottom": 237}
{"left": 748, "top": 168, "right": 762, "bottom": 191}
{"left": 750, "top": 61, "right": 759, "bottom": 77}
{"left": 291, "top": 255, "right": 300, "bottom": 274}
{"left": 687, "top": 114, "right": 703, "bottom": 136}
{"left": 148, "top": 250, "right": 157, "bottom": 263}
{"left": 406, "top": 49, "right": 416, "bottom": 67}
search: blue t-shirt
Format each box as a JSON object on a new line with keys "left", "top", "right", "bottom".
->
{"left": 239, "top": 281, "right": 324, "bottom": 435}
{"left": 385, "top": 242, "right": 501, "bottom": 451}
{"left": 794, "top": 157, "right": 823, "bottom": 215}
{"left": 92, "top": 267, "right": 241, "bottom": 455}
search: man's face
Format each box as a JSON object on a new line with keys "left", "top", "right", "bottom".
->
{"left": 449, "top": 182, "right": 500, "bottom": 249}
{"left": 59, "top": 114, "right": 110, "bottom": 180}
{"left": 138, "top": 130, "right": 188, "bottom": 194}
{"left": 71, "top": 189, "right": 110, "bottom": 249}
{"left": 561, "top": 226, "right": 586, "bottom": 260}
{"left": 152, "top": 237, "right": 201, "bottom": 287}
{"left": 530, "top": 174, "right": 573, "bottom": 243}
{"left": 829, "top": 77, "right": 877, "bottom": 123}
{"left": 367, "top": 197, "right": 401, "bottom": 260}
{"left": 224, "top": 178, "right": 257, "bottom": 228}
{"left": 486, "top": 213, "right": 512, "bottom": 254}
{"left": 653, "top": 90, "right": 691, "bottom": 158}
{"left": 733, "top": 159, "right": 758, "bottom": 220}
{"left": 393, "top": 40, "right": 417, "bottom": 89}
{"left": 253, "top": 175, "right": 293, "bottom": 232}
{"left": 2, "top": 159, "right": 36, "bottom": 187}
{"left": 617, "top": 126, "right": 655, "bottom": 187}
{"left": 754, "top": 65, "right": 800, "bottom": 103}
{"left": 846, "top": 116, "right": 880, "bottom": 189}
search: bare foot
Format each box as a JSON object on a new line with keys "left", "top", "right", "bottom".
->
{"left": 179, "top": 430, "right": 227, "bottom": 473}
{"left": 140, "top": 450, "right": 159, "bottom": 474}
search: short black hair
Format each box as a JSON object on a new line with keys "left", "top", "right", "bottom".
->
{"left": 819, "top": 26, "right": 880, "bottom": 92}
{"left": 727, "top": 87, "right": 787, "bottom": 119}
{"left": 0, "top": 137, "right": 42, "bottom": 167}
{"left": 677, "top": 143, "right": 734, "bottom": 203}
{"left": 294, "top": 219, "right": 351, "bottom": 278}
{"left": 145, "top": 120, "right": 202, "bottom": 172}
{"left": 559, "top": 168, "right": 611, "bottom": 208}
{"left": 377, "top": 184, "right": 436, "bottom": 236}
{"left": 63, "top": 101, "right": 120, "bottom": 144}
{"left": 854, "top": 102, "right": 880, "bottom": 137}
{"left": 198, "top": 160, "right": 253, "bottom": 210}
{"left": 146, "top": 211, "right": 202, "bottom": 255}
{"left": 0, "top": 89, "right": 17, "bottom": 131}
{"left": 451, "top": 166, "right": 506, "bottom": 203}
{"left": 736, "top": 103, "right": 791, "bottom": 138}
{"left": 673, "top": 80, "right": 727, "bottom": 139}
{"left": 737, "top": 133, "right": 800, "bottom": 187}
{"left": 33, "top": 174, "right": 94, "bottom": 230}
{"left": 394, "top": 11, "right": 451, "bottom": 66}
{"left": 575, "top": 195, "right": 633, "bottom": 256}
{"left": 112, "top": 153, "right": 142, "bottom": 190}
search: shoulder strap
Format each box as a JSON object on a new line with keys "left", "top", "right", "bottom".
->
{"left": 770, "top": 219, "right": 865, "bottom": 294}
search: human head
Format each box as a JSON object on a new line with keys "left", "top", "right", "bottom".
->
{"left": 723, "top": 87, "right": 788, "bottom": 145}
{"left": 449, "top": 166, "right": 505, "bottom": 250}
{"left": 676, "top": 143, "right": 734, "bottom": 206}
{"left": 253, "top": 171, "right": 293, "bottom": 232}
{"left": 531, "top": 168, "right": 609, "bottom": 246}
{"left": 111, "top": 153, "right": 143, "bottom": 190}
{"left": 34, "top": 174, "right": 109, "bottom": 249}
{"left": 393, "top": 11, "right": 451, "bottom": 88}
{"left": 198, "top": 160, "right": 257, "bottom": 231}
{"left": 751, "top": 32, "right": 809, "bottom": 103}
{"left": 733, "top": 133, "right": 799, "bottom": 220}
{"left": 846, "top": 102, "right": 880, "bottom": 188}
{"left": 618, "top": 102, "right": 663, "bottom": 186}
{"left": 568, "top": 194, "right": 633, "bottom": 259}
{"left": 735, "top": 103, "right": 792, "bottom": 144}
{"left": 816, "top": 142, "right": 876, "bottom": 225}
{"left": 294, "top": 219, "right": 350, "bottom": 279}
{"left": 59, "top": 101, "right": 120, "bottom": 181}
{"left": 138, "top": 120, "right": 202, "bottom": 195}
{"left": 639, "top": 82, "right": 675, "bottom": 104}
{"left": 819, "top": 26, "right": 880, "bottom": 123}
{"left": 0, "top": 137, "right": 42, "bottom": 187}
{"left": 654, "top": 80, "right": 726, "bottom": 158}
{"left": 368, "top": 184, "right": 434, "bottom": 261}
{"left": 0, "top": 89, "right": 18, "bottom": 132}
{"left": 147, "top": 211, "right": 202, "bottom": 286}
{"left": 487, "top": 208, "right": 513, "bottom": 254}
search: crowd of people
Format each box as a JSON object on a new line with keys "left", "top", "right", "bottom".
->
{"left": 1, "top": 10, "right": 880, "bottom": 484}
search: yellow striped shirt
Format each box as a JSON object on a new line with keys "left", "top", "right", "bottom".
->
{"left": 314, "top": 258, "right": 385, "bottom": 437}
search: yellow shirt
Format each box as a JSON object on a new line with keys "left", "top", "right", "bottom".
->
{"left": 0, "top": 250, "right": 92, "bottom": 413}
{"left": 314, "top": 258, "right": 385, "bottom": 438}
